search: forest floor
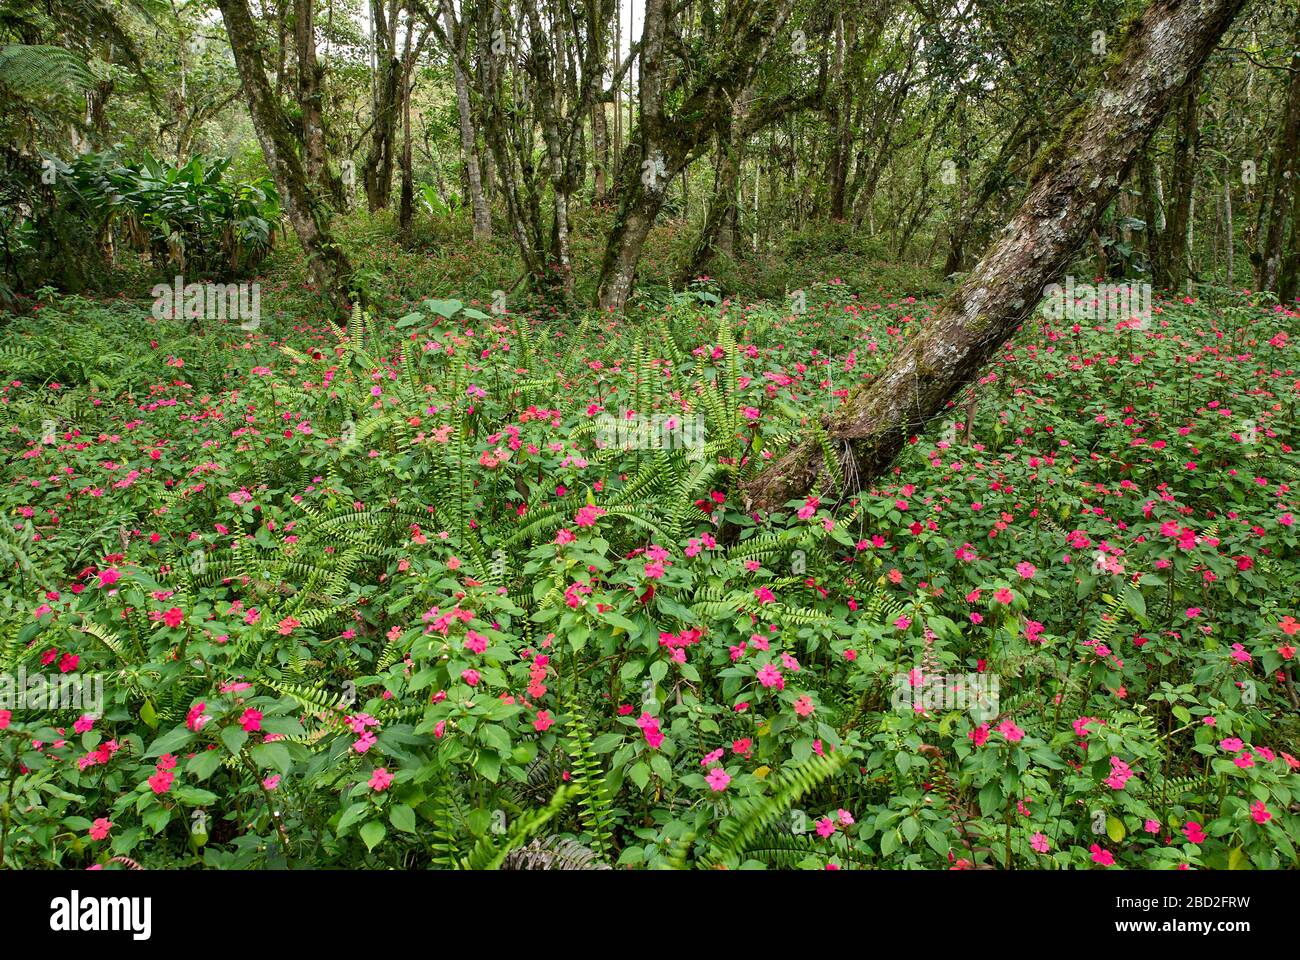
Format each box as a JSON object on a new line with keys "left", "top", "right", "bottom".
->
{"left": 1, "top": 219, "right": 1298, "bottom": 869}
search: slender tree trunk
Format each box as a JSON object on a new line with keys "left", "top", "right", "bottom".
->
{"left": 1223, "top": 158, "right": 1234, "bottom": 287}
{"left": 1164, "top": 82, "right": 1199, "bottom": 291}
{"left": 1257, "top": 12, "right": 1300, "bottom": 295}
{"left": 743, "top": 0, "right": 1249, "bottom": 511}
{"left": 217, "top": 0, "right": 353, "bottom": 313}
{"left": 440, "top": 0, "right": 491, "bottom": 238}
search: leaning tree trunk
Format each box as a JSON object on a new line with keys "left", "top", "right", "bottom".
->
{"left": 743, "top": 0, "right": 1248, "bottom": 512}
{"left": 218, "top": 0, "right": 353, "bottom": 313}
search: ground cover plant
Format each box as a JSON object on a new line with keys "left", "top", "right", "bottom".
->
{"left": 1, "top": 278, "right": 1296, "bottom": 869}
{"left": 1, "top": 0, "right": 1299, "bottom": 875}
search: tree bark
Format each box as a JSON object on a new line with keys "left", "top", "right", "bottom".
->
{"left": 439, "top": 0, "right": 491, "bottom": 239}
{"left": 742, "top": 0, "right": 1248, "bottom": 512}
{"left": 1257, "top": 9, "right": 1300, "bottom": 296}
{"left": 1162, "top": 82, "right": 1199, "bottom": 291}
{"left": 217, "top": 0, "right": 353, "bottom": 312}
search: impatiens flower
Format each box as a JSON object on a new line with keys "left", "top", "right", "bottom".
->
{"left": 147, "top": 770, "right": 174, "bottom": 794}
{"left": 1250, "top": 801, "right": 1271, "bottom": 824}
{"left": 1182, "top": 821, "right": 1206, "bottom": 844}
{"left": 1104, "top": 756, "right": 1134, "bottom": 790}
{"left": 753, "top": 586, "right": 775, "bottom": 605}
{"left": 461, "top": 668, "right": 480, "bottom": 686}
{"left": 0, "top": 710, "right": 10, "bottom": 730}
{"left": 239, "top": 708, "right": 263, "bottom": 732}
{"left": 705, "top": 767, "right": 731, "bottom": 792}
{"left": 701, "top": 748, "right": 724, "bottom": 767}
{"left": 793, "top": 695, "right": 815, "bottom": 717}
{"left": 1030, "top": 832, "right": 1049, "bottom": 853}
{"left": 369, "top": 767, "right": 394, "bottom": 791}
{"left": 1015, "top": 562, "right": 1037, "bottom": 579}
{"left": 1143, "top": 819, "right": 1160, "bottom": 834}
{"left": 756, "top": 663, "right": 784, "bottom": 689}
{"left": 996, "top": 719, "right": 1024, "bottom": 742}
{"left": 89, "top": 818, "right": 112, "bottom": 841}
{"left": 1089, "top": 844, "right": 1114, "bottom": 866}
{"left": 573, "top": 504, "right": 606, "bottom": 527}
{"left": 968, "top": 723, "right": 990, "bottom": 747}
{"left": 263, "top": 775, "right": 281, "bottom": 791}
{"left": 73, "top": 714, "right": 95, "bottom": 734}
{"left": 815, "top": 817, "right": 836, "bottom": 838}
{"left": 1218, "top": 737, "right": 1244, "bottom": 753}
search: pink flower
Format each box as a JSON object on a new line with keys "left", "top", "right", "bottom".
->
{"left": 239, "top": 708, "right": 263, "bottom": 732}
{"left": 263, "top": 775, "right": 281, "bottom": 790}
{"left": 534, "top": 710, "right": 553, "bottom": 732}
{"left": 793, "top": 695, "right": 815, "bottom": 717}
{"left": 97, "top": 568, "right": 121, "bottom": 588}
{"left": 996, "top": 719, "right": 1024, "bottom": 742}
{"left": 701, "top": 748, "right": 724, "bottom": 767}
{"left": 994, "top": 588, "right": 1014, "bottom": 604}
{"left": 369, "top": 767, "right": 394, "bottom": 791}
{"left": 968, "top": 723, "right": 990, "bottom": 747}
{"left": 1030, "top": 832, "right": 1049, "bottom": 853}
{"left": 1182, "top": 821, "right": 1206, "bottom": 844}
{"left": 353, "top": 731, "right": 378, "bottom": 753}
{"left": 756, "top": 663, "right": 784, "bottom": 689}
{"left": 573, "top": 504, "right": 606, "bottom": 527}
{"left": 1104, "top": 756, "right": 1134, "bottom": 790}
{"left": 705, "top": 767, "right": 731, "bottom": 792}
{"left": 1015, "top": 562, "right": 1037, "bottom": 579}
{"left": 797, "top": 496, "right": 820, "bottom": 520}
{"left": 147, "top": 770, "right": 174, "bottom": 794}
{"left": 753, "top": 586, "right": 775, "bottom": 605}
{"left": 1089, "top": 844, "right": 1114, "bottom": 866}
{"left": 1250, "top": 801, "right": 1271, "bottom": 824}
{"left": 461, "top": 668, "right": 481, "bottom": 686}
{"left": 89, "top": 818, "right": 112, "bottom": 841}
{"left": 0, "top": 710, "right": 10, "bottom": 730}
{"left": 73, "top": 714, "right": 95, "bottom": 734}
{"left": 1218, "top": 737, "right": 1244, "bottom": 753}
{"left": 1143, "top": 819, "right": 1160, "bottom": 834}
{"left": 815, "top": 817, "right": 836, "bottom": 838}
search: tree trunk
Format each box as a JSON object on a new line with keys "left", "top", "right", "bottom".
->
{"left": 217, "top": 0, "right": 353, "bottom": 313}
{"left": 440, "top": 0, "right": 491, "bottom": 239}
{"left": 1163, "top": 82, "right": 1199, "bottom": 291}
{"left": 295, "top": 0, "right": 327, "bottom": 189}
{"left": 363, "top": 0, "right": 401, "bottom": 212}
{"left": 1257, "top": 11, "right": 1300, "bottom": 295}
{"left": 742, "top": 0, "right": 1248, "bottom": 512}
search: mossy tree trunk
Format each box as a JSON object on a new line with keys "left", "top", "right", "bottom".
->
{"left": 742, "top": 0, "right": 1249, "bottom": 512}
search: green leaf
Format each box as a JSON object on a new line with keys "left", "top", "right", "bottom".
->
{"left": 389, "top": 804, "right": 417, "bottom": 834}
{"left": 359, "top": 820, "right": 386, "bottom": 851}
{"left": 221, "top": 726, "right": 248, "bottom": 756}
